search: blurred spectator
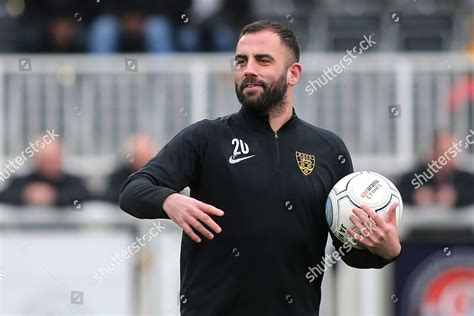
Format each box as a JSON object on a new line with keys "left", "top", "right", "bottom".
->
{"left": 182, "top": 0, "right": 252, "bottom": 51}
{"left": 88, "top": 0, "right": 191, "bottom": 53}
{"left": 0, "top": 141, "right": 90, "bottom": 207}
{"left": 447, "top": 72, "right": 474, "bottom": 114}
{"left": 102, "top": 134, "right": 156, "bottom": 203}
{"left": 21, "top": 0, "right": 91, "bottom": 52}
{"left": 397, "top": 131, "right": 474, "bottom": 208}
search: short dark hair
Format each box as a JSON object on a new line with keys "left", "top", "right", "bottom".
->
{"left": 239, "top": 20, "right": 300, "bottom": 64}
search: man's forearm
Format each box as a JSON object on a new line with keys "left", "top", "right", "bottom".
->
{"left": 332, "top": 233, "right": 401, "bottom": 269}
{"left": 341, "top": 246, "right": 400, "bottom": 269}
{"left": 119, "top": 176, "right": 175, "bottom": 219}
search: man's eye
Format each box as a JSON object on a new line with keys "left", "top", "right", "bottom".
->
{"left": 234, "top": 60, "right": 246, "bottom": 69}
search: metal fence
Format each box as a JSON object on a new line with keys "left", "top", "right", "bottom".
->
{"left": 0, "top": 53, "right": 472, "bottom": 181}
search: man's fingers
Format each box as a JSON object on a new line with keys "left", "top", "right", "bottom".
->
{"left": 352, "top": 208, "right": 377, "bottom": 230}
{"left": 352, "top": 208, "right": 369, "bottom": 221}
{"left": 387, "top": 202, "right": 399, "bottom": 227}
{"left": 166, "top": 196, "right": 224, "bottom": 242}
{"left": 199, "top": 202, "right": 225, "bottom": 217}
{"left": 347, "top": 227, "right": 369, "bottom": 247}
{"left": 349, "top": 214, "right": 366, "bottom": 233}
{"left": 189, "top": 217, "right": 214, "bottom": 240}
{"left": 182, "top": 223, "right": 202, "bottom": 243}
{"left": 359, "top": 204, "right": 386, "bottom": 228}
{"left": 196, "top": 212, "right": 222, "bottom": 234}
{"left": 349, "top": 214, "right": 377, "bottom": 242}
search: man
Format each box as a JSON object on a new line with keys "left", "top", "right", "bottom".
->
{"left": 397, "top": 130, "right": 474, "bottom": 208}
{"left": 120, "top": 21, "right": 401, "bottom": 315}
{"left": 0, "top": 140, "right": 90, "bottom": 207}
{"left": 103, "top": 134, "right": 156, "bottom": 203}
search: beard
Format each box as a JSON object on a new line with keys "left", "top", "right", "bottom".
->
{"left": 235, "top": 72, "right": 288, "bottom": 117}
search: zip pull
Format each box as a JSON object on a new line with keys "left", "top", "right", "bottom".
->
{"left": 274, "top": 132, "right": 279, "bottom": 140}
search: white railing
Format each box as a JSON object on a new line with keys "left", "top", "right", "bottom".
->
{"left": 0, "top": 53, "right": 473, "bottom": 183}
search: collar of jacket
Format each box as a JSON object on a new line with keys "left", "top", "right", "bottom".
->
{"left": 237, "top": 105, "right": 300, "bottom": 133}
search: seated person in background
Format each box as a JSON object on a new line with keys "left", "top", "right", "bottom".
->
{"left": 103, "top": 134, "right": 156, "bottom": 203}
{"left": 21, "top": 0, "right": 90, "bottom": 53}
{"left": 397, "top": 130, "right": 474, "bottom": 208}
{"left": 0, "top": 141, "right": 90, "bottom": 207}
{"left": 88, "top": 0, "right": 192, "bottom": 53}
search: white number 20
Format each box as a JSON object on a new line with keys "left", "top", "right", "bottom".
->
{"left": 232, "top": 138, "right": 249, "bottom": 156}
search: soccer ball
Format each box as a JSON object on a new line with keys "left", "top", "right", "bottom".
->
{"left": 325, "top": 171, "right": 403, "bottom": 249}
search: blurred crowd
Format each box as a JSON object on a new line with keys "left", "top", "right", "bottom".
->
{"left": 0, "top": 0, "right": 471, "bottom": 53}
{"left": 19, "top": 0, "right": 251, "bottom": 53}
{"left": 0, "top": 134, "right": 157, "bottom": 207}
{"left": 0, "top": 130, "right": 473, "bottom": 210}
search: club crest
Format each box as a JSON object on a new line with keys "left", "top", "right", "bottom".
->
{"left": 296, "top": 151, "right": 315, "bottom": 176}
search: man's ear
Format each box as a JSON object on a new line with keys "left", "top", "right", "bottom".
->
{"left": 287, "top": 62, "right": 302, "bottom": 86}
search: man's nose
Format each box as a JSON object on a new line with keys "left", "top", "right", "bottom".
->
{"left": 243, "top": 59, "right": 258, "bottom": 77}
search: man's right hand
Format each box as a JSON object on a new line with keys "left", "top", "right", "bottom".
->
{"left": 163, "top": 193, "right": 224, "bottom": 243}
{"left": 23, "top": 182, "right": 57, "bottom": 206}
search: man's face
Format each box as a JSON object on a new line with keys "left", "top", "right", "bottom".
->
{"left": 234, "top": 30, "right": 291, "bottom": 116}
{"left": 36, "top": 141, "right": 63, "bottom": 179}
{"left": 433, "top": 133, "right": 456, "bottom": 172}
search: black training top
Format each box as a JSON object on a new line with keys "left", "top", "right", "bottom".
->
{"left": 120, "top": 106, "right": 394, "bottom": 316}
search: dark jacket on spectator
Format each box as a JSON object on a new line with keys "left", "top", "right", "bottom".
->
{"left": 0, "top": 171, "right": 90, "bottom": 207}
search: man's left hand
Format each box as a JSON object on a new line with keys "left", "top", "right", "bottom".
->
{"left": 347, "top": 202, "right": 401, "bottom": 260}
